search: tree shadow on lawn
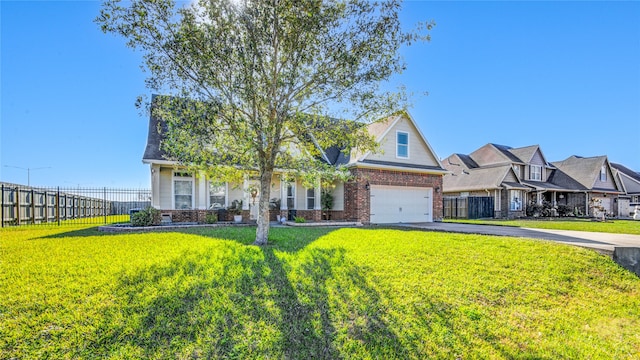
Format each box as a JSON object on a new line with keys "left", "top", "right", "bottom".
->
{"left": 81, "top": 228, "right": 407, "bottom": 358}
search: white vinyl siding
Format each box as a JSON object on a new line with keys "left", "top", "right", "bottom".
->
{"left": 396, "top": 131, "right": 409, "bottom": 158}
{"left": 366, "top": 115, "right": 439, "bottom": 167}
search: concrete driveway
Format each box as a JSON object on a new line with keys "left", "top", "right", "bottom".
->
{"left": 394, "top": 222, "right": 640, "bottom": 253}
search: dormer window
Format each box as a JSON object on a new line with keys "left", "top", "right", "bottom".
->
{"left": 600, "top": 165, "right": 607, "bottom": 182}
{"left": 396, "top": 131, "right": 409, "bottom": 158}
{"left": 530, "top": 165, "right": 542, "bottom": 181}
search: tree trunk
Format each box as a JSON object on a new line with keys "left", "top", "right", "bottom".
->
{"left": 254, "top": 169, "right": 273, "bottom": 245}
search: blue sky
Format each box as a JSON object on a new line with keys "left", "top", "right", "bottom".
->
{"left": 1, "top": 1, "right": 639, "bottom": 188}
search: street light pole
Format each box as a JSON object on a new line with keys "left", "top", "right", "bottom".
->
{"left": 3, "top": 165, "right": 52, "bottom": 187}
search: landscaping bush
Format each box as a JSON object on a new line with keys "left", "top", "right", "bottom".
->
{"left": 557, "top": 204, "right": 573, "bottom": 217}
{"left": 131, "top": 207, "right": 159, "bottom": 227}
{"left": 294, "top": 216, "right": 306, "bottom": 223}
{"left": 205, "top": 212, "right": 218, "bottom": 224}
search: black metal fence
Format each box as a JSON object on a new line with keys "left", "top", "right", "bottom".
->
{"left": 444, "top": 196, "right": 494, "bottom": 219}
{"left": 1, "top": 184, "right": 151, "bottom": 227}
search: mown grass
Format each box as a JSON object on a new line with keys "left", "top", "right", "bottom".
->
{"left": 445, "top": 218, "right": 640, "bottom": 235}
{"left": 1, "top": 225, "right": 639, "bottom": 358}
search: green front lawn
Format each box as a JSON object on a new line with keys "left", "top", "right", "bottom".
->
{"left": 2, "top": 225, "right": 639, "bottom": 358}
{"left": 445, "top": 218, "right": 640, "bottom": 235}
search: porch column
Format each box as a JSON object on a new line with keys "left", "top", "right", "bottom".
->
{"left": 197, "top": 172, "right": 207, "bottom": 209}
{"left": 552, "top": 192, "right": 557, "bottom": 206}
{"left": 242, "top": 176, "right": 250, "bottom": 210}
{"left": 280, "top": 174, "right": 288, "bottom": 210}
{"left": 314, "top": 178, "right": 322, "bottom": 210}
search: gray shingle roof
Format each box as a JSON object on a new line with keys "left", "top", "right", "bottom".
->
{"left": 142, "top": 95, "right": 170, "bottom": 162}
{"left": 443, "top": 164, "right": 514, "bottom": 192}
{"left": 612, "top": 163, "right": 640, "bottom": 183}
{"left": 551, "top": 155, "right": 607, "bottom": 190}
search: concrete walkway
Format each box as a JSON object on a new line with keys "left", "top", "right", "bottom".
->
{"left": 395, "top": 222, "right": 640, "bottom": 253}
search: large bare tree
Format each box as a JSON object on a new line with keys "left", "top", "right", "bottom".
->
{"left": 98, "top": 0, "right": 431, "bottom": 245}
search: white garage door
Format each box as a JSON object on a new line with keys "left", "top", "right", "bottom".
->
{"left": 370, "top": 185, "right": 433, "bottom": 223}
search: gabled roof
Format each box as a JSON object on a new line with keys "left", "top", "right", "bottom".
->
{"left": 491, "top": 144, "right": 524, "bottom": 163}
{"left": 469, "top": 143, "right": 523, "bottom": 166}
{"left": 612, "top": 163, "right": 640, "bottom": 195}
{"left": 612, "top": 163, "right": 640, "bottom": 183}
{"left": 142, "top": 95, "right": 171, "bottom": 163}
{"left": 443, "top": 153, "right": 478, "bottom": 171}
{"left": 551, "top": 155, "right": 620, "bottom": 191}
{"left": 142, "top": 96, "right": 443, "bottom": 173}
{"left": 351, "top": 111, "right": 446, "bottom": 173}
{"left": 443, "top": 164, "right": 525, "bottom": 192}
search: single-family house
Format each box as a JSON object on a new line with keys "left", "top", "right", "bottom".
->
{"left": 551, "top": 155, "right": 623, "bottom": 217}
{"left": 442, "top": 143, "right": 557, "bottom": 218}
{"left": 611, "top": 163, "right": 640, "bottom": 217}
{"left": 443, "top": 143, "right": 624, "bottom": 218}
{"left": 142, "top": 99, "right": 446, "bottom": 224}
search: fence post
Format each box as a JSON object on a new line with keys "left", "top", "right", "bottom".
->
{"left": 30, "top": 189, "right": 35, "bottom": 224}
{"left": 15, "top": 187, "right": 20, "bottom": 226}
{"left": 57, "top": 187, "right": 61, "bottom": 226}
{"left": 1, "top": 185, "right": 4, "bottom": 228}
{"left": 104, "top": 187, "right": 107, "bottom": 224}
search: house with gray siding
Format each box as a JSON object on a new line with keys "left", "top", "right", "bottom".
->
{"left": 443, "top": 144, "right": 625, "bottom": 218}
{"left": 612, "top": 163, "right": 640, "bottom": 217}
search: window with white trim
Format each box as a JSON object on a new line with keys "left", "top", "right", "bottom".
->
{"left": 209, "top": 182, "right": 226, "bottom": 209}
{"left": 396, "top": 131, "right": 409, "bottom": 158}
{"left": 173, "top": 172, "right": 194, "bottom": 209}
{"left": 286, "top": 183, "right": 295, "bottom": 209}
{"left": 510, "top": 190, "right": 522, "bottom": 211}
{"left": 600, "top": 165, "right": 607, "bottom": 182}
{"left": 306, "top": 188, "right": 315, "bottom": 210}
{"left": 530, "top": 165, "right": 542, "bottom": 181}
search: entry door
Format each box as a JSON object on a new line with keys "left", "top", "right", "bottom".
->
{"left": 370, "top": 185, "right": 432, "bottom": 223}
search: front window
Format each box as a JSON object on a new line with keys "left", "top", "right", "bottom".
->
{"left": 209, "top": 182, "right": 226, "bottom": 209}
{"left": 512, "top": 164, "right": 521, "bottom": 177}
{"left": 510, "top": 190, "right": 522, "bottom": 211}
{"left": 306, "top": 188, "right": 315, "bottom": 210}
{"left": 174, "top": 172, "right": 194, "bottom": 209}
{"left": 397, "top": 131, "right": 409, "bottom": 158}
{"left": 286, "top": 183, "right": 295, "bottom": 209}
{"left": 530, "top": 165, "right": 542, "bottom": 181}
{"left": 600, "top": 165, "right": 607, "bottom": 182}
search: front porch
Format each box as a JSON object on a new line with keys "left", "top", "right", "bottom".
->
{"left": 150, "top": 165, "right": 346, "bottom": 224}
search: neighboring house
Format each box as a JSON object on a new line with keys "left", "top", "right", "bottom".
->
{"left": 610, "top": 163, "right": 640, "bottom": 217}
{"left": 142, "top": 102, "right": 446, "bottom": 224}
{"left": 442, "top": 144, "right": 547, "bottom": 218}
{"left": 443, "top": 143, "right": 624, "bottom": 218}
{"left": 551, "top": 155, "right": 623, "bottom": 217}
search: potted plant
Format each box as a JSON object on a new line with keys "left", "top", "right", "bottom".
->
{"left": 228, "top": 200, "right": 243, "bottom": 223}
{"left": 321, "top": 190, "right": 334, "bottom": 220}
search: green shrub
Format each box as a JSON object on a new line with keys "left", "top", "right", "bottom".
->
{"left": 131, "top": 207, "right": 159, "bottom": 227}
{"left": 557, "top": 204, "right": 573, "bottom": 217}
{"left": 205, "top": 212, "right": 218, "bottom": 224}
{"left": 294, "top": 216, "right": 306, "bottom": 223}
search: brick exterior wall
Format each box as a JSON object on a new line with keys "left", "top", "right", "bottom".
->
{"left": 157, "top": 209, "right": 282, "bottom": 223}
{"left": 344, "top": 168, "right": 443, "bottom": 224}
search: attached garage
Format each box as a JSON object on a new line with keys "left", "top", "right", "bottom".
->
{"left": 370, "top": 185, "right": 433, "bottom": 223}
